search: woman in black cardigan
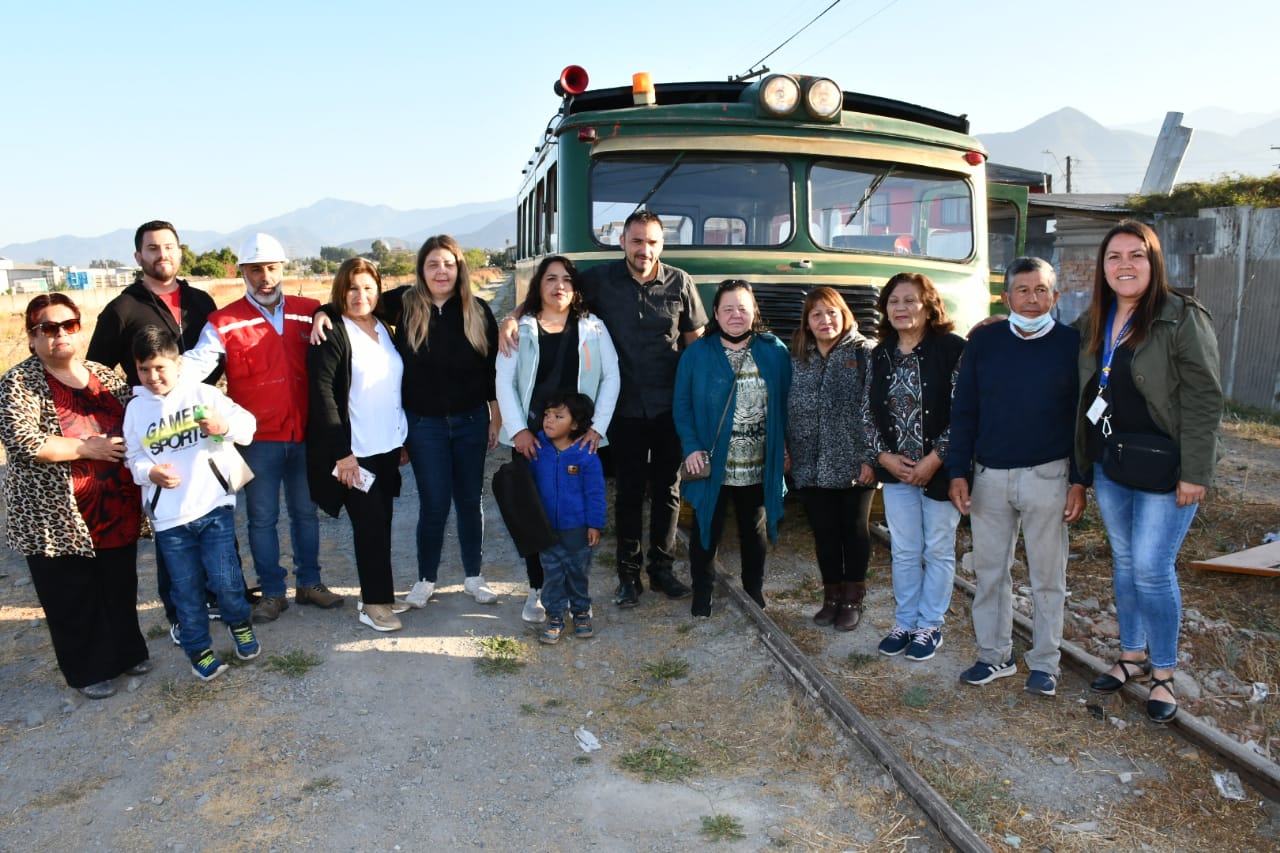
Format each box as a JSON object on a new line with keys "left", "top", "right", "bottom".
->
{"left": 307, "top": 258, "right": 410, "bottom": 632}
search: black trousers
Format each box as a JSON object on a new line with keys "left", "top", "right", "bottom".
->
{"left": 341, "top": 449, "right": 402, "bottom": 605}
{"left": 27, "top": 544, "right": 148, "bottom": 688}
{"left": 608, "top": 413, "right": 682, "bottom": 576}
{"left": 797, "top": 486, "right": 875, "bottom": 584}
{"left": 689, "top": 484, "right": 768, "bottom": 606}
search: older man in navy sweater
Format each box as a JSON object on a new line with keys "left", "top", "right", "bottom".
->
{"left": 948, "top": 257, "right": 1087, "bottom": 697}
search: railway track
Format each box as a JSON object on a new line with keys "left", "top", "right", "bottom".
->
{"left": 708, "top": 522, "right": 1280, "bottom": 852}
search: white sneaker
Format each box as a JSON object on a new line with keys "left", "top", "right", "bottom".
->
{"left": 522, "top": 588, "right": 546, "bottom": 623}
{"left": 405, "top": 580, "right": 434, "bottom": 609}
{"left": 358, "top": 603, "right": 402, "bottom": 632}
{"left": 464, "top": 575, "right": 498, "bottom": 604}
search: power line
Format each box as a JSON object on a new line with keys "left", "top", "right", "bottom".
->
{"left": 794, "top": 0, "right": 906, "bottom": 67}
{"left": 736, "top": 0, "right": 845, "bottom": 80}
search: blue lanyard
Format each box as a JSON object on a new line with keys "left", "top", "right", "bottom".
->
{"left": 1099, "top": 303, "right": 1133, "bottom": 392}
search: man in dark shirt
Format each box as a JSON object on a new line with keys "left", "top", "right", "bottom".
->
{"left": 501, "top": 210, "right": 707, "bottom": 606}
{"left": 947, "top": 257, "right": 1086, "bottom": 698}
{"left": 87, "top": 220, "right": 219, "bottom": 387}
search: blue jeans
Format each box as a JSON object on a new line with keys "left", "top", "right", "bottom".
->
{"left": 239, "top": 440, "right": 321, "bottom": 597}
{"left": 156, "top": 506, "right": 251, "bottom": 658}
{"left": 1092, "top": 467, "right": 1197, "bottom": 670}
{"left": 540, "top": 526, "right": 593, "bottom": 620}
{"left": 404, "top": 407, "right": 489, "bottom": 582}
{"left": 882, "top": 482, "right": 961, "bottom": 631}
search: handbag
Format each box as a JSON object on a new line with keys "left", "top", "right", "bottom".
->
{"left": 492, "top": 456, "right": 558, "bottom": 556}
{"left": 208, "top": 448, "right": 255, "bottom": 494}
{"left": 683, "top": 359, "right": 743, "bottom": 481}
{"left": 1102, "top": 432, "right": 1180, "bottom": 493}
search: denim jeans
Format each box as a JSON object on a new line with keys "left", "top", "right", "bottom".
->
{"left": 156, "top": 506, "right": 251, "bottom": 658}
{"left": 404, "top": 407, "right": 489, "bottom": 582}
{"left": 882, "top": 482, "right": 961, "bottom": 630}
{"left": 1092, "top": 467, "right": 1198, "bottom": 670}
{"left": 540, "top": 526, "right": 593, "bottom": 620}
{"left": 239, "top": 440, "right": 321, "bottom": 597}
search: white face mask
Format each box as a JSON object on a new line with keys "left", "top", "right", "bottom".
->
{"left": 1009, "top": 310, "right": 1053, "bottom": 335}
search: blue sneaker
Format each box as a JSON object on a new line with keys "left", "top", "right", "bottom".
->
{"left": 960, "top": 657, "right": 1017, "bottom": 686}
{"left": 190, "top": 649, "right": 229, "bottom": 682}
{"left": 1025, "top": 670, "right": 1058, "bottom": 696}
{"left": 540, "top": 617, "right": 564, "bottom": 645}
{"left": 572, "top": 612, "right": 594, "bottom": 639}
{"left": 227, "top": 621, "right": 260, "bottom": 661}
{"left": 904, "top": 627, "right": 942, "bottom": 661}
{"left": 878, "top": 626, "right": 912, "bottom": 656}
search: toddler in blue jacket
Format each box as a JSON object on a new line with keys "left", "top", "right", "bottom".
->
{"left": 527, "top": 392, "right": 606, "bottom": 644}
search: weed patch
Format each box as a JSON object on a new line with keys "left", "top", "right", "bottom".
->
{"left": 619, "top": 746, "right": 699, "bottom": 782}
{"left": 262, "top": 649, "right": 323, "bottom": 677}
{"left": 700, "top": 813, "right": 746, "bottom": 841}
{"left": 475, "top": 635, "right": 527, "bottom": 675}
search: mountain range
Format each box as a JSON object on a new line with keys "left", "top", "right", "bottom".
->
{"left": 0, "top": 199, "right": 516, "bottom": 268}
{"left": 3, "top": 108, "right": 1275, "bottom": 266}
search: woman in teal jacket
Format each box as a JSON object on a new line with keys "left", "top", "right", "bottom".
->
{"left": 673, "top": 280, "right": 790, "bottom": 617}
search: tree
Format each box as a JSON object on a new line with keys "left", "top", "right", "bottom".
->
{"left": 34, "top": 257, "right": 56, "bottom": 268}
{"left": 178, "top": 244, "right": 198, "bottom": 276}
{"left": 462, "top": 248, "right": 488, "bottom": 270}
{"left": 189, "top": 246, "right": 238, "bottom": 278}
{"left": 89, "top": 258, "right": 124, "bottom": 269}
{"left": 309, "top": 258, "right": 331, "bottom": 275}
{"left": 381, "top": 250, "right": 415, "bottom": 277}
{"left": 368, "top": 240, "right": 391, "bottom": 264}
{"left": 320, "top": 245, "right": 356, "bottom": 262}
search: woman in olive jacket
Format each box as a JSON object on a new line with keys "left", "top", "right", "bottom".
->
{"left": 1076, "top": 220, "right": 1222, "bottom": 723}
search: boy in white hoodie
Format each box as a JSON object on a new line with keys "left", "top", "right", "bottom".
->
{"left": 124, "top": 327, "right": 260, "bottom": 681}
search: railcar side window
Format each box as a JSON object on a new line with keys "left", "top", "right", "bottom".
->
{"left": 589, "top": 154, "right": 792, "bottom": 247}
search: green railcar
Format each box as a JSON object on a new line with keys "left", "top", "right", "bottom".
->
{"left": 516, "top": 66, "right": 1026, "bottom": 339}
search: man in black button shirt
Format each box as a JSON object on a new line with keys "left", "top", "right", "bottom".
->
{"left": 502, "top": 211, "right": 707, "bottom": 606}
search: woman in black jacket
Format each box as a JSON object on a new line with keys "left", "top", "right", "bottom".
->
{"left": 865, "top": 273, "right": 966, "bottom": 663}
{"left": 307, "top": 258, "right": 410, "bottom": 632}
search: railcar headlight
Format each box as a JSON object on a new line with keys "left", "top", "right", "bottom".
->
{"left": 804, "top": 78, "right": 842, "bottom": 120}
{"left": 759, "top": 74, "right": 800, "bottom": 116}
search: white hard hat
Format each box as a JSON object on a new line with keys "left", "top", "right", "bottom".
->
{"left": 238, "top": 233, "right": 288, "bottom": 266}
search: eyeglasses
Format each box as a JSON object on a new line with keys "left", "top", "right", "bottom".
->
{"left": 29, "top": 319, "right": 82, "bottom": 337}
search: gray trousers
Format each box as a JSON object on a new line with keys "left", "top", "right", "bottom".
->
{"left": 969, "top": 458, "right": 1069, "bottom": 675}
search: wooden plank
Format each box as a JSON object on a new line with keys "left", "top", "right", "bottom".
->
{"left": 1190, "top": 540, "right": 1280, "bottom": 576}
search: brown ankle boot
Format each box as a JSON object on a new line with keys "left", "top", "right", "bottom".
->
{"left": 813, "top": 584, "right": 841, "bottom": 626}
{"left": 833, "top": 581, "right": 866, "bottom": 632}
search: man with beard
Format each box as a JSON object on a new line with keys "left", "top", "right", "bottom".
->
{"left": 500, "top": 210, "right": 707, "bottom": 607}
{"left": 88, "top": 220, "right": 222, "bottom": 639}
{"left": 188, "top": 233, "right": 342, "bottom": 621}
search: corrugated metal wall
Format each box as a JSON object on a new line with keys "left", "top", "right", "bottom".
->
{"left": 1180, "top": 207, "right": 1280, "bottom": 411}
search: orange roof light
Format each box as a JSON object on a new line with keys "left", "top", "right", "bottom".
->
{"left": 632, "top": 72, "right": 655, "bottom": 107}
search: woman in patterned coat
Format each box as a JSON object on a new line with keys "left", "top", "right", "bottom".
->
{"left": 0, "top": 294, "right": 150, "bottom": 699}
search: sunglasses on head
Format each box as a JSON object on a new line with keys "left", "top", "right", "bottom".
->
{"left": 29, "top": 319, "right": 82, "bottom": 337}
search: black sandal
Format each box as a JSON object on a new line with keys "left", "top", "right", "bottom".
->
{"left": 1146, "top": 675, "right": 1178, "bottom": 723}
{"left": 1090, "top": 657, "right": 1152, "bottom": 693}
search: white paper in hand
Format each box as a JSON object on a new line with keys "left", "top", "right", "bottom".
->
{"left": 332, "top": 464, "right": 376, "bottom": 493}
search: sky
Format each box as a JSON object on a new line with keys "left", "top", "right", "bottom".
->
{"left": 1, "top": 0, "right": 1275, "bottom": 245}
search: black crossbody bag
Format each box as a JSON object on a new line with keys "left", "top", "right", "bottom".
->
{"left": 1102, "top": 432, "right": 1180, "bottom": 493}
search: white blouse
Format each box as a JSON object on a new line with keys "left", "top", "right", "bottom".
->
{"left": 344, "top": 316, "right": 408, "bottom": 457}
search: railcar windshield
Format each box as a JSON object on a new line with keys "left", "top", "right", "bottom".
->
{"left": 809, "top": 160, "right": 975, "bottom": 260}
{"left": 589, "top": 153, "right": 793, "bottom": 247}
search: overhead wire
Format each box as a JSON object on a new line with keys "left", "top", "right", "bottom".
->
{"left": 741, "top": 0, "right": 845, "bottom": 77}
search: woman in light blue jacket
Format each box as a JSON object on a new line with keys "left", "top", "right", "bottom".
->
{"left": 495, "top": 255, "right": 620, "bottom": 622}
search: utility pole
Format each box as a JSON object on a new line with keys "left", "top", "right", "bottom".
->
{"left": 1065, "top": 156, "right": 1073, "bottom": 193}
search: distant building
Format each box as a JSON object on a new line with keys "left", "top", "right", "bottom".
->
{"left": 64, "top": 267, "right": 134, "bottom": 290}
{"left": 0, "top": 258, "right": 54, "bottom": 294}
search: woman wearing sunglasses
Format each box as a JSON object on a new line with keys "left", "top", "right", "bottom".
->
{"left": 0, "top": 294, "right": 150, "bottom": 700}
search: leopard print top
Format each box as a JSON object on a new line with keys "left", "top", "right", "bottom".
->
{"left": 0, "top": 356, "right": 141, "bottom": 557}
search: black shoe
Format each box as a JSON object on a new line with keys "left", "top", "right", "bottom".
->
{"left": 648, "top": 568, "right": 691, "bottom": 599}
{"left": 1090, "top": 658, "right": 1152, "bottom": 694}
{"left": 1146, "top": 675, "right": 1178, "bottom": 723}
{"left": 614, "top": 573, "right": 642, "bottom": 608}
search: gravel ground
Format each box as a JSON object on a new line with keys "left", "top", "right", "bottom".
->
{"left": 0, "top": 455, "right": 948, "bottom": 852}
